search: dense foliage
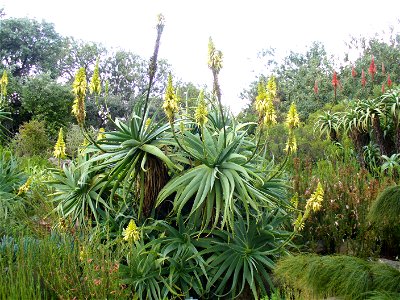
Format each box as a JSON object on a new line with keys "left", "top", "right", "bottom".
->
{"left": 1, "top": 9, "right": 400, "bottom": 300}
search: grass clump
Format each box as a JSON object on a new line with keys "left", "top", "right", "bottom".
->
{"left": 368, "top": 185, "right": 400, "bottom": 226}
{"left": 274, "top": 254, "right": 400, "bottom": 300}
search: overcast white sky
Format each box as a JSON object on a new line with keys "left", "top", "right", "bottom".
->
{"left": 2, "top": 0, "right": 400, "bottom": 112}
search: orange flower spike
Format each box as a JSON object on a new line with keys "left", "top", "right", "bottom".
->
{"left": 387, "top": 74, "right": 393, "bottom": 88}
{"left": 351, "top": 66, "right": 357, "bottom": 78}
{"left": 361, "top": 69, "right": 367, "bottom": 87}
{"left": 368, "top": 55, "right": 377, "bottom": 82}
{"left": 314, "top": 80, "right": 318, "bottom": 95}
{"left": 332, "top": 71, "right": 339, "bottom": 100}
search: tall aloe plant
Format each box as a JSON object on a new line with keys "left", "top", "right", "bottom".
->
{"left": 88, "top": 102, "right": 175, "bottom": 219}
{"left": 156, "top": 121, "right": 289, "bottom": 232}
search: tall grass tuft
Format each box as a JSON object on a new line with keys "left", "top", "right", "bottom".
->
{"left": 274, "top": 254, "right": 400, "bottom": 300}
{"left": 368, "top": 185, "right": 400, "bottom": 226}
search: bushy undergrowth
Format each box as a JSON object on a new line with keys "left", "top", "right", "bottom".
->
{"left": 292, "top": 149, "right": 394, "bottom": 257}
{"left": 12, "top": 119, "right": 51, "bottom": 157}
{"left": 274, "top": 254, "right": 400, "bottom": 300}
{"left": 0, "top": 232, "right": 129, "bottom": 299}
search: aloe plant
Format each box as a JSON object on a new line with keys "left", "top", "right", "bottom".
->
{"left": 201, "top": 213, "right": 292, "bottom": 299}
{"left": 88, "top": 102, "right": 175, "bottom": 219}
{"left": 0, "top": 149, "right": 25, "bottom": 217}
{"left": 49, "top": 154, "right": 110, "bottom": 224}
{"left": 156, "top": 122, "right": 286, "bottom": 232}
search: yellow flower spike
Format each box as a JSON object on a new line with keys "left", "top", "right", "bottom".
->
{"left": 157, "top": 13, "right": 165, "bottom": 27}
{"left": 195, "top": 90, "right": 208, "bottom": 127}
{"left": 89, "top": 59, "right": 101, "bottom": 96}
{"left": 17, "top": 177, "right": 32, "bottom": 196}
{"left": 163, "top": 74, "right": 179, "bottom": 123}
{"left": 97, "top": 128, "right": 106, "bottom": 141}
{"left": 0, "top": 70, "right": 8, "bottom": 103}
{"left": 255, "top": 80, "right": 267, "bottom": 118}
{"left": 179, "top": 121, "right": 185, "bottom": 133}
{"left": 53, "top": 128, "right": 67, "bottom": 160}
{"left": 73, "top": 67, "right": 87, "bottom": 98}
{"left": 144, "top": 118, "right": 152, "bottom": 130}
{"left": 284, "top": 130, "right": 297, "bottom": 153}
{"left": 72, "top": 67, "right": 87, "bottom": 125}
{"left": 293, "top": 212, "right": 305, "bottom": 231}
{"left": 305, "top": 182, "right": 324, "bottom": 213}
{"left": 286, "top": 102, "right": 300, "bottom": 129}
{"left": 208, "top": 37, "right": 223, "bottom": 73}
{"left": 266, "top": 76, "right": 277, "bottom": 98}
{"left": 263, "top": 98, "right": 277, "bottom": 128}
{"left": 122, "top": 219, "right": 140, "bottom": 242}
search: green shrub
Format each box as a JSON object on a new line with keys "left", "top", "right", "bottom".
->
{"left": 12, "top": 119, "right": 51, "bottom": 157}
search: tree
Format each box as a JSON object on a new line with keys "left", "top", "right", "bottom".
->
{"left": 21, "top": 73, "right": 74, "bottom": 135}
{"left": 57, "top": 37, "right": 107, "bottom": 83}
{"left": 0, "top": 17, "right": 63, "bottom": 77}
{"left": 239, "top": 42, "right": 335, "bottom": 121}
{"left": 102, "top": 50, "right": 148, "bottom": 102}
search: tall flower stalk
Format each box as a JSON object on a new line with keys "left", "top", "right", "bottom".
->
{"left": 361, "top": 69, "right": 367, "bottom": 88}
{"left": 163, "top": 74, "right": 179, "bottom": 124}
{"left": 0, "top": 70, "right": 8, "bottom": 105}
{"left": 54, "top": 127, "right": 67, "bottom": 167}
{"left": 369, "top": 55, "right": 377, "bottom": 83}
{"left": 208, "top": 37, "right": 226, "bottom": 146}
{"left": 89, "top": 58, "right": 101, "bottom": 105}
{"left": 194, "top": 89, "right": 208, "bottom": 127}
{"left": 285, "top": 102, "right": 300, "bottom": 154}
{"left": 332, "top": 71, "right": 339, "bottom": 104}
{"left": 140, "top": 14, "right": 165, "bottom": 131}
{"left": 72, "top": 67, "right": 87, "bottom": 126}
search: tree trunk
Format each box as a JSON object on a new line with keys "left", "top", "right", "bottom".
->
{"left": 140, "top": 154, "right": 170, "bottom": 219}
{"left": 372, "top": 116, "right": 388, "bottom": 156}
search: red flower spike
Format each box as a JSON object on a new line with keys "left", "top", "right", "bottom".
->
{"left": 332, "top": 71, "right": 339, "bottom": 100}
{"left": 382, "top": 83, "right": 385, "bottom": 94}
{"left": 361, "top": 69, "right": 366, "bottom": 87}
{"left": 332, "top": 71, "right": 339, "bottom": 87}
{"left": 314, "top": 80, "right": 319, "bottom": 95}
{"left": 368, "top": 55, "right": 376, "bottom": 81}
{"left": 387, "top": 74, "right": 392, "bottom": 88}
{"left": 351, "top": 66, "right": 357, "bottom": 78}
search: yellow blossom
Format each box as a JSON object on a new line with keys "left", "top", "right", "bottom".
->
{"left": 0, "top": 70, "right": 8, "bottom": 103}
{"left": 305, "top": 182, "right": 324, "bottom": 213}
{"left": 89, "top": 59, "right": 101, "bottom": 96}
{"left": 97, "top": 128, "right": 106, "bottom": 141}
{"left": 72, "top": 67, "right": 87, "bottom": 125}
{"left": 255, "top": 79, "right": 277, "bottom": 128}
{"left": 73, "top": 67, "right": 87, "bottom": 98}
{"left": 286, "top": 102, "right": 300, "bottom": 129}
{"left": 263, "top": 98, "right": 277, "bottom": 127}
{"left": 53, "top": 128, "right": 67, "bottom": 159}
{"left": 255, "top": 81, "right": 267, "bottom": 118}
{"left": 194, "top": 90, "right": 208, "bottom": 126}
{"left": 122, "top": 219, "right": 140, "bottom": 242}
{"left": 163, "top": 74, "right": 179, "bottom": 123}
{"left": 17, "top": 177, "right": 32, "bottom": 196}
{"left": 208, "top": 37, "right": 223, "bottom": 73}
{"left": 266, "top": 76, "right": 277, "bottom": 98}
{"left": 293, "top": 212, "right": 305, "bottom": 231}
{"left": 144, "top": 118, "right": 152, "bottom": 130}
{"left": 284, "top": 130, "right": 297, "bottom": 153}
